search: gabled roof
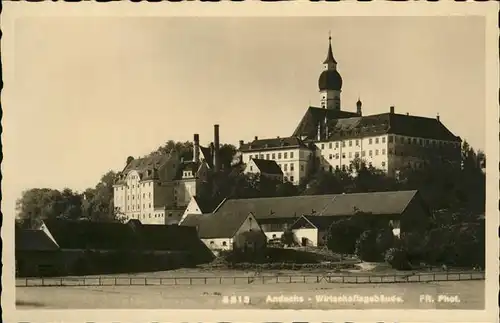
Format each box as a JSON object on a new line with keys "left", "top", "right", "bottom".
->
{"left": 292, "top": 107, "right": 359, "bottom": 139}
{"left": 42, "top": 219, "right": 138, "bottom": 250}
{"left": 251, "top": 159, "right": 283, "bottom": 175}
{"left": 180, "top": 212, "right": 253, "bottom": 239}
{"left": 15, "top": 228, "right": 59, "bottom": 252}
{"left": 115, "top": 153, "right": 174, "bottom": 184}
{"left": 199, "top": 145, "right": 214, "bottom": 168}
{"left": 325, "top": 113, "right": 460, "bottom": 142}
{"left": 192, "top": 196, "right": 219, "bottom": 214}
{"left": 239, "top": 136, "right": 308, "bottom": 152}
{"left": 214, "top": 190, "right": 421, "bottom": 221}
{"left": 293, "top": 107, "right": 461, "bottom": 142}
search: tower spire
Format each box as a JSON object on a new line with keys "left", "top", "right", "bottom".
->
{"left": 323, "top": 31, "right": 337, "bottom": 65}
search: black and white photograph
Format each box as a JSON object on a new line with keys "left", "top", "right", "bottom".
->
{"left": 2, "top": 2, "right": 498, "bottom": 323}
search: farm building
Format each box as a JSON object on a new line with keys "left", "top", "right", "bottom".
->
{"left": 15, "top": 218, "right": 213, "bottom": 277}
{"left": 179, "top": 211, "right": 267, "bottom": 255}
{"left": 211, "top": 190, "right": 430, "bottom": 243}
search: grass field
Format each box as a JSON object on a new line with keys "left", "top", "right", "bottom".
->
{"left": 16, "top": 278, "right": 484, "bottom": 310}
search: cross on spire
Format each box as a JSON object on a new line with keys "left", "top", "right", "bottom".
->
{"left": 323, "top": 32, "right": 337, "bottom": 65}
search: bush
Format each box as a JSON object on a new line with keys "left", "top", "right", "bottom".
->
{"left": 354, "top": 230, "right": 380, "bottom": 262}
{"left": 384, "top": 247, "right": 411, "bottom": 270}
{"left": 375, "top": 228, "right": 395, "bottom": 256}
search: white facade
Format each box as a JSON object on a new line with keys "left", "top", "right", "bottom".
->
{"left": 292, "top": 228, "right": 318, "bottom": 247}
{"left": 241, "top": 147, "right": 312, "bottom": 185}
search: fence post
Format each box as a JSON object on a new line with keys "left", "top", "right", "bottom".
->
{"left": 190, "top": 278, "right": 192, "bottom": 285}
{"left": 289, "top": 276, "right": 292, "bottom": 283}
{"left": 60, "top": 277, "right": 63, "bottom": 286}
{"left": 129, "top": 277, "right": 132, "bottom": 285}
{"left": 342, "top": 276, "right": 345, "bottom": 284}
{"left": 99, "top": 277, "right": 102, "bottom": 286}
{"left": 42, "top": 278, "right": 45, "bottom": 286}
{"left": 205, "top": 277, "right": 207, "bottom": 285}
{"left": 145, "top": 278, "right": 147, "bottom": 286}
{"left": 174, "top": 278, "right": 177, "bottom": 285}
{"left": 83, "top": 278, "right": 86, "bottom": 286}
{"left": 114, "top": 277, "right": 117, "bottom": 286}
{"left": 355, "top": 276, "right": 358, "bottom": 284}
{"left": 234, "top": 277, "right": 236, "bottom": 284}
{"left": 220, "top": 277, "right": 222, "bottom": 284}
{"left": 433, "top": 273, "right": 435, "bottom": 281}
{"left": 303, "top": 276, "right": 306, "bottom": 283}
{"left": 262, "top": 276, "right": 264, "bottom": 284}
{"left": 368, "top": 276, "right": 371, "bottom": 284}
{"left": 160, "top": 278, "right": 163, "bottom": 285}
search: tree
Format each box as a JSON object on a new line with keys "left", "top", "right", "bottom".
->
{"left": 354, "top": 230, "right": 380, "bottom": 262}
{"left": 385, "top": 247, "right": 411, "bottom": 270}
{"left": 280, "top": 229, "right": 296, "bottom": 247}
{"left": 375, "top": 228, "right": 395, "bottom": 257}
{"left": 81, "top": 171, "right": 123, "bottom": 222}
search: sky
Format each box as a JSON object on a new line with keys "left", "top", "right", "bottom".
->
{"left": 4, "top": 16, "right": 486, "bottom": 215}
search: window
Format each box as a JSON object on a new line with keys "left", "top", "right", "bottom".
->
{"left": 127, "top": 196, "right": 130, "bottom": 200}
{"left": 369, "top": 150, "right": 373, "bottom": 156}
{"left": 369, "top": 138, "right": 373, "bottom": 144}
{"left": 388, "top": 148, "right": 393, "bottom": 154}
{"left": 132, "top": 185, "right": 135, "bottom": 188}
{"left": 419, "top": 139, "right": 423, "bottom": 145}
{"left": 149, "top": 203, "right": 151, "bottom": 208}
{"left": 272, "top": 234, "right": 277, "bottom": 239}
{"left": 375, "top": 149, "right": 379, "bottom": 156}
{"left": 335, "top": 142, "right": 339, "bottom": 148}
{"left": 143, "top": 204, "right": 145, "bottom": 209}
{"left": 278, "top": 153, "right": 282, "bottom": 159}
{"left": 382, "top": 149, "right": 386, "bottom": 155}
{"left": 321, "top": 144, "right": 324, "bottom": 149}
{"left": 342, "top": 153, "right": 346, "bottom": 159}
{"left": 329, "top": 154, "right": 333, "bottom": 160}
{"left": 329, "top": 143, "right": 332, "bottom": 149}
{"left": 335, "top": 165, "right": 340, "bottom": 171}
{"left": 361, "top": 151, "right": 366, "bottom": 157}
{"left": 143, "top": 193, "right": 145, "bottom": 198}
{"left": 329, "top": 166, "right": 333, "bottom": 173}
{"left": 342, "top": 165, "right": 346, "bottom": 171}
{"left": 349, "top": 152, "right": 352, "bottom": 158}
{"left": 342, "top": 141, "right": 346, "bottom": 147}
{"left": 349, "top": 140, "right": 352, "bottom": 147}
{"left": 407, "top": 138, "right": 412, "bottom": 144}
{"left": 355, "top": 139, "right": 360, "bottom": 146}
{"left": 336, "top": 153, "right": 340, "bottom": 159}
{"left": 210, "top": 241, "right": 214, "bottom": 245}
{"left": 413, "top": 138, "right": 417, "bottom": 145}
{"left": 355, "top": 152, "right": 359, "bottom": 158}
{"left": 137, "top": 204, "right": 140, "bottom": 209}
{"left": 266, "top": 154, "right": 270, "bottom": 160}
{"left": 284, "top": 152, "right": 288, "bottom": 159}
{"left": 127, "top": 206, "right": 130, "bottom": 210}
{"left": 132, "top": 195, "right": 135, "bottom": 200}
{"left": 382, "top": 137, "right": 386, "bottom": 143}
{"left": 388, "top": 136, "right": 393, "bottom": 143}
{"left": 290, "top": 163, "right": 294, "bottom": 171}
{"left": 369, "top": 162, "right": 373, "bottom": 168}
{"left": 300, "top": 165, "right": 304, "bottom": 171}
{"left": 290, "top": 176, "right": 294, "bottom": 182}
{"left": 272, "top": 153, "right": 276, "bottom": 159}
{"left": 290, "top": 152, "right": 294, "bottom": 158}
{"left": 222, "top": 241, "right": 227, "bottom": 246}
{"left": 284, "top": 176, "right": 288, "bottom": 181}
{"left": 284, "top": 164, "right": 288, "bottom": 171}
{"left": 375, "top": 138, "right": 379, "bottom": 144}
{"left": 259, "top": 154, "right": 264, "bottom": 159}
{"left": 250, "top": 166, "right": 253, "bottom": 171}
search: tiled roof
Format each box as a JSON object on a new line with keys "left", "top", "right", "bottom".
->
{"left": 180, "top": 212, "right": 252, "bottom": 239}
{"left": 293, "top": 107, "right": 461, "bottom": 142}
{"left": 239, "top": 136, "right": 308, "bottom": 152}
{"left": 251, "top": 159, "right": 283, "bottom": 175}
{"left": 15, "top": 228, "right": 59, "bottom": 252}
{"left": 324, "top": 113, "right": 461, "bottom": 142}
{"left": 292, "top": 107, "right": 359, "bottom": 139}
{"left": 115, "top": 154, "right": 174, "bottom": 184}
{"left": 199, "top": 146, "right": 214, "bottom": 168}
{"left": 127, "top": 221, "right": 212, "bottom": 258}
{"left": 42, "top": 219, "right": 138, "bottom": 250}
{"left": 193, "top": 196, "right": 219, "bottom": 214}
{"left": 214, "top": 190, "right": 420, "bottom": 221}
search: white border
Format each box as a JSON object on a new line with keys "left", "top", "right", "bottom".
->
{"left": 2, "top": 2, "right": 498, "bottom": 322}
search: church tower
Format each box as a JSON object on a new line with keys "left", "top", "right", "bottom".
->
{"left": 318, "top": 34, "right": 343, "bottom": 110}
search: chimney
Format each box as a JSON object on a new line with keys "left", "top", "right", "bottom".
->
{"left": 389, "top": 106, "right": 395, "bottom": 114}
{"left": 254, "top": 136, "right": 258, "bottom": 141}
{"left": 239, "top": 140, "right": 244, "bottom": 148}
{"left": 436, "top": 114, "right": 440, "bottom": 122}
{"left": 193, "top": 134, "right": 200, "bottom": 163}
{"left": 213, "top": 125, "right": 220, "bottom": 172}
{"left": 406, "top": 112, "right": 409, "bottom": 116}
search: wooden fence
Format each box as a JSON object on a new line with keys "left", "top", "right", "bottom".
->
{"left": 16, "top": 271, "right": 485, "bottom": 287}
